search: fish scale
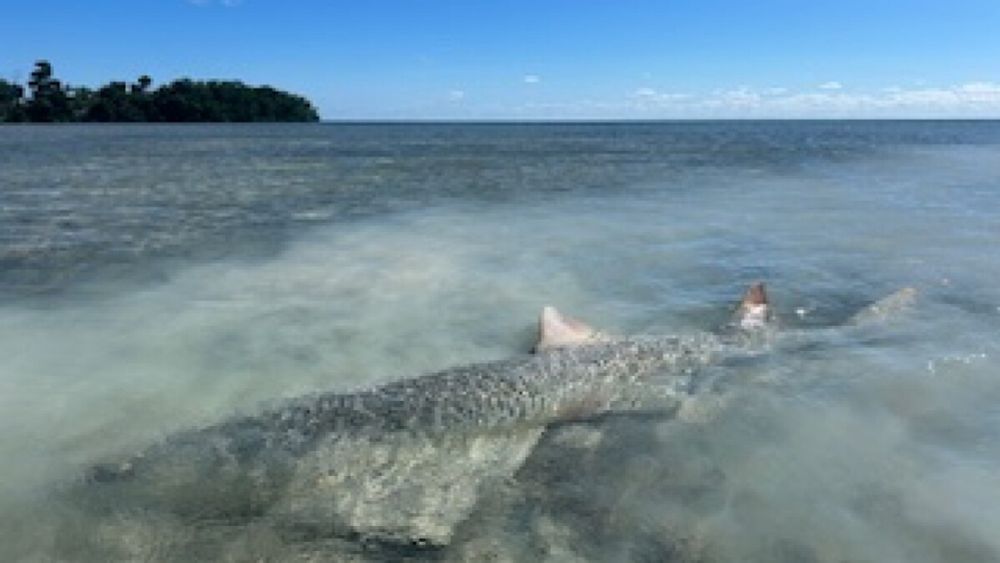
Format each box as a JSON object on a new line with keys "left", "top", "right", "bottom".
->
{"left": 76, "top": 332, "right": 740, "bottom": 546}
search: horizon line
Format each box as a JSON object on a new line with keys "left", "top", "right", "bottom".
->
{"left": 317, "top": 117, "right": 1000, "bottom": 124}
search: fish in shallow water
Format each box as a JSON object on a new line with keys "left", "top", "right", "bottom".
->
{"left": 65, "top": 283, "right": 910, "bottom": 556}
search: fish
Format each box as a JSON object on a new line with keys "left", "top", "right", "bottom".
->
{"left": 68, "top": 284, "right": 776, "bottom": 555}
{"left": 67, "top": 282, "right": 914, "bottom": 557}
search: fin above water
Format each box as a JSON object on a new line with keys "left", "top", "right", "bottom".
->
{"left": 849, "top": 286, "right": 918, "bottom": 326}
{"left": 734, "top": 281, "right": 772, "bottom": 330}
{"left": 533, "top": 306, "right": 602, "bottom": 353}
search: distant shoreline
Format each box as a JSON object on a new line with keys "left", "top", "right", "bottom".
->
{"left": 3, "top": 118, "right": 998, "bottom": 127}
{"left": 1, "top": 60, "right": 319, "bottom": 124}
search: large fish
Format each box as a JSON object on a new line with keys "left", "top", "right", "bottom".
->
{"left": 68, "top": 283, "right": 904, "bottom": 556}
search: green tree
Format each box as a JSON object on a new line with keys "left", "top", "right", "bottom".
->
{"left": 3, "top": 60, "right": 319, "bottom": 123}
{"left": 85, "top": 81, "right": 146, "bottom": 122}
{"left": 134, "top": 74, "right": 152, "bottom": 94}
{"left": 0, "top": 79, "right": 26, "bottom": 122}
{"left": 26, "top": 60, "right": 72, "bottom": 122}
{"left": 67, "top": 86, "right": 94, "bottom": 121}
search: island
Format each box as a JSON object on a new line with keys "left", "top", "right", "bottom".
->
{"left": 0, "top": 61, "right": 319, "bottom": 123}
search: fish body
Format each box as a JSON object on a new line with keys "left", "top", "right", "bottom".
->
{"left": 87, "top": 281, "right": 913, "bottom": 552}
{"left": 79, "top": 333, "right": 734, "bottom": 546}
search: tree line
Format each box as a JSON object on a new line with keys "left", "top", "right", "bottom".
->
{"left": 0, "top": 61, "right": 319, "bottom": 123}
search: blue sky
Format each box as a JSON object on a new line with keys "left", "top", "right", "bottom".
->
{"left": 2, "top": 0, "right": 999, "bottom": 119}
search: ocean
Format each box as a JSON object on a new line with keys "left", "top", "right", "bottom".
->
{"left": 1, "top": 121, "right": 999, "bottom": 561}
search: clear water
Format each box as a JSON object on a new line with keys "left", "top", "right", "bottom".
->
{"left": 1, "top": 122, "right": 999, "bottom": 561}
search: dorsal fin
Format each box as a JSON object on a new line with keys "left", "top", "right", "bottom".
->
{"left": 735, "top": 281, "right": 771, "bottom": 329}
{"left": 533, "top": 306, "right": 600, "bottom": 353}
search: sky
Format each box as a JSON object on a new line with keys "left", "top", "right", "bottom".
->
{"left": 2, "top": 0, "right": 1000, "bottom": 120}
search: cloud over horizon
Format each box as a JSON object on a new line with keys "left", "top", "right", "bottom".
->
{"left": 518, "top": 81, "right": 1000, "bottom": 119}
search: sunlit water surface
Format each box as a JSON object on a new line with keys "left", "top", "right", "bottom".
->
{"left": 1, "top": 122, "right": 999, "bottom": 561}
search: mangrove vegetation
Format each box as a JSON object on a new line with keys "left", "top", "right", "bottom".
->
{"left": 0, "top": 60, "right": 319, "bottom": 123}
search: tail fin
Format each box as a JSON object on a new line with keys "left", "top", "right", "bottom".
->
{"left": 734, "top": 281, "right": 772, "bottom": 330}
{"left": 848, "top": 287, "right": 918, "bottom": 326}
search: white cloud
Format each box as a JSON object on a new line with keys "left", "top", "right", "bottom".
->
{"left": 876, "top": 82, "right": 1000, "bottom": 110}
{"left": 957, "top": 81, "right": 1000, "bottom": 96}
{"left": 523, "top": 74, "right": 541, "bottom": 85}
{"left": 608, "top": 82, "right": 1000, "bottom": 118}
{"left": 629, "top": 87, "right": 689, "bottom": 107}
{"left": 715, "top": 87, "right": 761, "bottom": 107}
{"left": 696, "top": 82, "right": 1000, "bottom": 117}
{"left": 818, "top": 81, "right": 843, "bottom": 90}
{"left": 447, "top": 90, "right": 466, "bottom": 102}
{"left": 453, "top": 81, "right": 1000, "bottom": 120}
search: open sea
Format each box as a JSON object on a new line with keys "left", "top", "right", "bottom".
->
{"left": 1, "top": 121, "right": 999, "bottom": 562}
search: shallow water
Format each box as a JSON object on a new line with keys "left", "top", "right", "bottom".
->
{"left": 1, "top": 122, "right": 999, "bottom": 561}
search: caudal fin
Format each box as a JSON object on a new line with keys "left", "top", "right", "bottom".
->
{"left": 848, "top": 286, "right": 918, "bottom": 326}
{"left": 734, "top": 281, "right": 772, "bottom": 330}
